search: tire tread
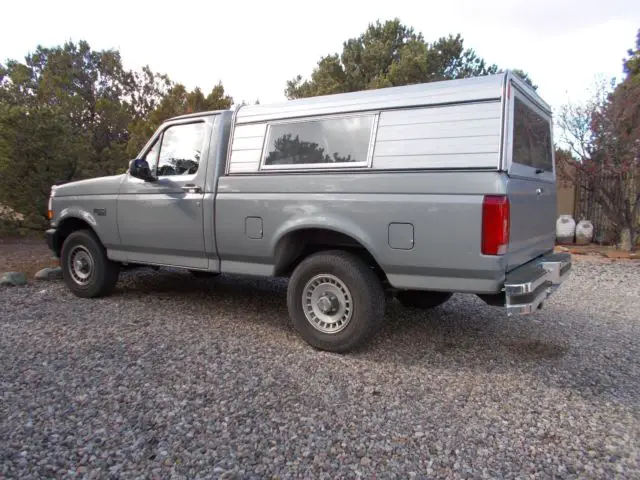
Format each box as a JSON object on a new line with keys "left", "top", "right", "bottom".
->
{"left": 287, "top": 249, "right": 385, "bottom": 353}
{"left": 60, "top": 229, "right": 119, "bottom": 298}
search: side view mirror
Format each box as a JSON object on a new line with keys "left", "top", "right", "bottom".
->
{"left": 129, "top": 158, "right": 157, "bottom": 182}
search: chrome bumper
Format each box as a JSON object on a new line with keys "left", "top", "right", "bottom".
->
{"left": 504, "top": 252, "right": 572, "bottom": 315}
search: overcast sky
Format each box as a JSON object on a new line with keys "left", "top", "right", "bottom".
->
{"left": 1, "top": 0, "right": 639, "bottom": 114}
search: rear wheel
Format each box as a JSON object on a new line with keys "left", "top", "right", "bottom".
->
{"left": 396, "top": 290, "right": 452, "bottom": 309}
{"left": 287, "top": 250, "right": 385, "bottom": 353}
{"left": 60, "top": 229, "right": 119, "bottom": 298}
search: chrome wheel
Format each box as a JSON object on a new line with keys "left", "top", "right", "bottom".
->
{"left": 68, "top": 245, "right": 94, "bottom": 286}
{"left": 302, "top": 274, "right": 353, "bottom": 334}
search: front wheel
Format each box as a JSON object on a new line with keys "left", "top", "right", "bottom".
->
{"left": 287, "top": 250, "right": 385, "bottom": 353}
{"left": 60, "top": 229, "right": 119, "bottom": 298}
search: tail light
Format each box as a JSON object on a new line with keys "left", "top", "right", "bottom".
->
{"left": 482, "top": 195, "right": 510, "bottom": 255}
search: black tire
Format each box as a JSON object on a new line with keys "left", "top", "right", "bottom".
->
{"left": 189, "top": 270, "right": 220, "bottom": 278}
{"left": 287, "top": 250, "right": 385, "bottom": 353}
{"left": 60, "top": 229, "right": 119, "bottom": 298}
{"left": 396, "top": 290, "right": 452, "bottom": 309}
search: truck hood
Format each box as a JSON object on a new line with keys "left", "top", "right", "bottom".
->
{"left": 53, "top": 174, "right": 126, "bottom": 197}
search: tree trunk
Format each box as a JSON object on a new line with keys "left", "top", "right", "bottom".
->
{"left": 618, "top": 226, "right": 634, "bottom": 252}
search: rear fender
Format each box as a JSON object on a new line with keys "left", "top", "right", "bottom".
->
{"left": 271, "top": 216, "right": 382, "bottom": 267}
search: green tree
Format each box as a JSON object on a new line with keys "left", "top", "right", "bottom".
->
{"left": 623, "top": 29, "right": 640, "bottom": 78}
{"left": 285, "top": 19, "right": 534, "bottom": 99}
{"left": 126, "top": 81, "right": 233, "bottom": 157}
{"left": 0, "top": 40, "right": 234, "bottom": 232}
{"left": 0, "top": 105, "right": 90, "bottom": 230}
{"left": 0, "top": 40, "right": 140, "bottom": 177}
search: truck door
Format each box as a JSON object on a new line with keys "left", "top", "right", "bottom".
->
{"left": 117, "top": 117, "right": 214, "bottom": 269}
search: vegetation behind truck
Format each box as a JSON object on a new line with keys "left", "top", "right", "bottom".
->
{"left": 45, "top": 71, "right": 572, "bottom": 353}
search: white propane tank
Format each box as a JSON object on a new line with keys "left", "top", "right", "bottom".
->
{"left": 556, "top": 215, "right": 576, "bottom": 244}
{"left": 575, "top": 220, "right": 594, "bottom": 245}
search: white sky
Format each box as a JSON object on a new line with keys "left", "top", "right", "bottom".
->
{"left": 1, "top": 0, "right": 639, "bottom": 116}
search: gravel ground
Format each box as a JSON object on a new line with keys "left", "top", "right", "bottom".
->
{"left": 1, "top": 258, "right": 639, "bottom": 479}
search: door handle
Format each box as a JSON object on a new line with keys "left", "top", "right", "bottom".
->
{"left": 536, "top": 187, "right": 543, "bottom": 195}
{"left": 182, "top": 184, "right": 202, "bottom": 193}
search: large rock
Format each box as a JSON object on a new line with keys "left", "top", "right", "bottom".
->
{"left": 34, "top": 266, "right": 63, "bottom": 281}
{"left": 0, "top": 272, "right": 27, "bottom": 286}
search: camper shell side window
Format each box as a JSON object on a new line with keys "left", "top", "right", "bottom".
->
{"left": 259, "top": 113, "right": 379, "bottom": 171}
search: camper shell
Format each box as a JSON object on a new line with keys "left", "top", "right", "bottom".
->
{"left": 226, "top": 70, "right": 553, "bottom": 177}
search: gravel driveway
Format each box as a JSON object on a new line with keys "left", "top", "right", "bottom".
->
{"left": 1, "top": 258, "right": 639, "bottom": 479}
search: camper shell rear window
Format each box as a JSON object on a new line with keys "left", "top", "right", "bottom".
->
{"left": 512, "top": 97, "right": 553, "bottom": 172}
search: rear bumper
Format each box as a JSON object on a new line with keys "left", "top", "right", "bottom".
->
{"left": 504, "top": 252, "right": 572, "bottom": 315}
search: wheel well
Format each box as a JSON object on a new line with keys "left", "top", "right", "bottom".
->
{"left": 273, "top": 228, "right": 386, "bottom": 280}
{"left": 54, "top": 218, "right": 97, "bottom": 256}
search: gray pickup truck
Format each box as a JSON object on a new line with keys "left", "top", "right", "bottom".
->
{"left": 45, "top": 71, "right": 571, "bottom": 352}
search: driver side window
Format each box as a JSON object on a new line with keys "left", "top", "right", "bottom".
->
{"left": 144, "top": 122, "right": 206, "bottom": 177}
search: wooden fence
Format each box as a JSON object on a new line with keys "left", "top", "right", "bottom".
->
{"left": 572, "top": 172, "right": 639, "bottom": 244}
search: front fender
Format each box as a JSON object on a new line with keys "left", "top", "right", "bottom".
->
{"left": 46, "top": 209, "right": 102, "bottom": 258}
{"left": 57, "top": 206, "right": 99, "bottom": 229}
{"left": 53, "top": 201, "right": 118, "bottom": 249}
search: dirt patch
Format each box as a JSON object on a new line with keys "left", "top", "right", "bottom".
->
{"left": 0, "top": 236, "right": 58, "bottom": 279}
{"left": 502, "top": 339, "right": 568, "bottom": 360}
{"left": 554, "top": 244, "right": 639, "bottom": 263}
